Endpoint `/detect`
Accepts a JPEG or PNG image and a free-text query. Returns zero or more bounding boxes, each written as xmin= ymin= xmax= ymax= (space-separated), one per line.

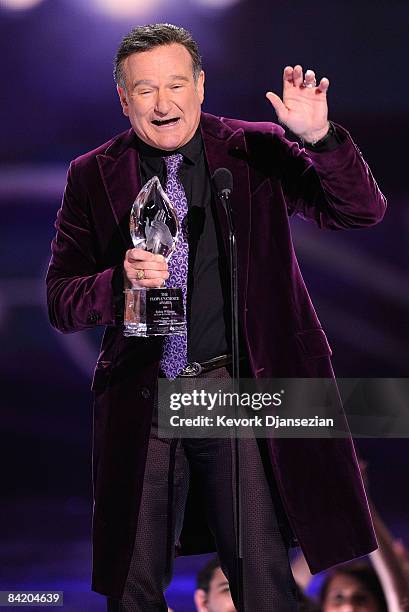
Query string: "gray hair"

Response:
xmin=114 ymin=23 xmax=202 ymax=89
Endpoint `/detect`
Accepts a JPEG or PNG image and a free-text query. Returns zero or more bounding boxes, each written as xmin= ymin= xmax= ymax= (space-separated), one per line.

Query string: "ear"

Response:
xmin=117 ymin=84 xmax=129 ymax=117
xmin=194 ymin=588 xmax=208 ymax=611
xmin=196 ymin=70 xmax=205 ymax=104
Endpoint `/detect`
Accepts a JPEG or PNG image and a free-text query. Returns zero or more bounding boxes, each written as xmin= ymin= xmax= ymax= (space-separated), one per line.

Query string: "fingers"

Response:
xmin=283 ymin=65 xmax=329 ymax=91
xmin=292 ymin=65 xmax=303 ymax=87
xmin=283 ymin=65 xmax=294 ymax=85
xmin=283 ymin=65 xmax=304 ymax=87
xmin=124 ymin=248 xmax=169 ymax=289
xmin=126 ymin=248 xmax=166 ymax=265
xmin=125 ymin=267 xmax=170 ymax=289
xmin=265 ymin=91 xmax=288 ymax=124
xmin=317 ymin=76 xmax=330 ymax=92
xmin=303 ymin=69 xmax=316 ymax=87
xmin=127 ymin=258 xmax=168 ymax=271
xmin=132 ymin=274 xmax=169 ymax=286
xmin=128 ymin=268 xmax=170 ymax=280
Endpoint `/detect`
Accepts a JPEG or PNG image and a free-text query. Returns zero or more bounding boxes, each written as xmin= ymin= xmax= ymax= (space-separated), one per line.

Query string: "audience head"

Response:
xmin=320 ymin=562 xmax=388 ymax=612
xmin=194 ymin=556 xmax=235 ymax=612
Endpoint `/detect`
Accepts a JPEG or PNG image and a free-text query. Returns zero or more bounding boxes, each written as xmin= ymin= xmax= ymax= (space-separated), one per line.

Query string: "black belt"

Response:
xmin=177 ymin=354 xmax=232 ymax=377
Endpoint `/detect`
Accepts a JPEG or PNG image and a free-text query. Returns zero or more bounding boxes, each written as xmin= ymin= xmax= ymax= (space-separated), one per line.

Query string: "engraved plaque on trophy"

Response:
xmin=123 ymin=176 xmax=186 ymax=337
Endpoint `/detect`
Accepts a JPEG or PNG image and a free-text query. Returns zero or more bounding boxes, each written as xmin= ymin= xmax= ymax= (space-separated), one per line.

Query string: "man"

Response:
xmin=46 ymin=23 xmax=386 ymax=612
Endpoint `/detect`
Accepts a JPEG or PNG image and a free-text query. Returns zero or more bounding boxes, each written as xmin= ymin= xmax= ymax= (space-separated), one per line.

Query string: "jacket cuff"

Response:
xmin=303 ymin=121 xmax=344 ymax=152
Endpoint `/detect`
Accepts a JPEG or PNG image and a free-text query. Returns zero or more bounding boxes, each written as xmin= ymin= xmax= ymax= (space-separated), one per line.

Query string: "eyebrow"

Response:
xmin=132 ymin=75 xmax=190 ymax=89
xmin=215 ymin=580 xmax=229 ymax=590
xmin=169 ymin=75 xmax=190 ymax=81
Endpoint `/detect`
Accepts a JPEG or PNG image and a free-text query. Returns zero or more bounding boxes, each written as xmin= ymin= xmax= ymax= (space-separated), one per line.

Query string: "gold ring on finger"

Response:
xmin=136 ymin=269 xmax=145 ymax=280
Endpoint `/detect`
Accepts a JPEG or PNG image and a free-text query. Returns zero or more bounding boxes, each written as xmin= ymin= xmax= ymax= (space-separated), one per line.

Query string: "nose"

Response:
xmin=154 ymin=90 xmax=171 ymax=116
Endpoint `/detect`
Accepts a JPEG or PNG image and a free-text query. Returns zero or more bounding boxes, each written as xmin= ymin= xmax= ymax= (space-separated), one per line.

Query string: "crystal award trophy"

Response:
xmin=123 ymin=176 xmax=186 ymax=337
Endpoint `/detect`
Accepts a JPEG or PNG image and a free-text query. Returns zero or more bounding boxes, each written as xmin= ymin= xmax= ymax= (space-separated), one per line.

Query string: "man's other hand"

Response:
xmin=123 ymin=248 xmax=169 ymax=289
xmin=266 ymin=65 xmax=330 ymax=143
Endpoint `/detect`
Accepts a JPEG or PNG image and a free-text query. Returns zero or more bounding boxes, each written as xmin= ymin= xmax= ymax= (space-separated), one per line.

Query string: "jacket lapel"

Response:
xmin=97 ymin=129 xmax=141 ymax=249
xmin=200 ymin=112 xmax=251 ymax=312
xmin=96 ymin=116 xmax=252 ymax=307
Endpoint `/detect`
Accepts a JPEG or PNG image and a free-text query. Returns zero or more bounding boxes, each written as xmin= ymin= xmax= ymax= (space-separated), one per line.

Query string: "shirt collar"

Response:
xmin=135 ymin=126 xmax=203 ymax=165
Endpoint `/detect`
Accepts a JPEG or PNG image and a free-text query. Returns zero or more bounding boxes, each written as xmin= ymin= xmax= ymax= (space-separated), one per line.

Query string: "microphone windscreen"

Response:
xmin=212 ymin=168 xmax=233 ymax=195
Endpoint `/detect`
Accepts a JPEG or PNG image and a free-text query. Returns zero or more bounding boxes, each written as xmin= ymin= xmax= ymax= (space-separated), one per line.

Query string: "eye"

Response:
xmin=139 ymin=90 xmax=153 ymax=96
xmin=171 ymin=85 xmax=182 ymax=90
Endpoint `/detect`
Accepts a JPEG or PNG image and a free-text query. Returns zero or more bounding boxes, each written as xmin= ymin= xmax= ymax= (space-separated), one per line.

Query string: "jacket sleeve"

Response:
xmin=277 ymin=122 xmax=387 ymax=229
xmin=46 ymin=159 xmax=124 ymax=334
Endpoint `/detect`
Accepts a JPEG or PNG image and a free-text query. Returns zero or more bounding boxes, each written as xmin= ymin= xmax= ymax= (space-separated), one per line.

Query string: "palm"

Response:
xmin=266 ymin=65 xmax=329 ymax=141
xmin=282 ymin=85 xmax=327 ymax=135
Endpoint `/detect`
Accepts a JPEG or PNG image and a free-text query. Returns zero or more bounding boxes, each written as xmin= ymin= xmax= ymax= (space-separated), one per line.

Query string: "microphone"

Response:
xmin=212 ymin=168 xmax=233 ymax=201
xmin=212 ymin=168 xmax=234 ymax=233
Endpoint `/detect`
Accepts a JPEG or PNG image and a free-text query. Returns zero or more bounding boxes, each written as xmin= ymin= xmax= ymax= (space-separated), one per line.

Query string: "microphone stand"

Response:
xmin=220 ymin=191 xmax=240 ymax=384
xmin=219 ymin=189 xmax=244 ymax=612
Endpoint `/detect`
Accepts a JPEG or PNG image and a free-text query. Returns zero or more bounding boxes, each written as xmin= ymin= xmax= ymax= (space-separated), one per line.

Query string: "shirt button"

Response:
xmin=140 ymin=387 xmax=151 ymax=400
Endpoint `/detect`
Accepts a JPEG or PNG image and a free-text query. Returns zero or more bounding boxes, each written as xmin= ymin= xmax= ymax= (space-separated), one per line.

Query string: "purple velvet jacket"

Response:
xmin=46 ymin=112 xmax=386 ymax=598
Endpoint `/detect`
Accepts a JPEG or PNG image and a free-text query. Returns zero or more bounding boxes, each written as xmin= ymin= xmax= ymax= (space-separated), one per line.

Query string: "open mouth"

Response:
xmin=151 ymin=117 xmax=180 ymax=127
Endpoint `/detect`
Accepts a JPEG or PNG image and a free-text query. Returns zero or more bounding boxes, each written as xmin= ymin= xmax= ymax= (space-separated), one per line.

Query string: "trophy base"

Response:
xmin=123 ymin=287 xmax=186 ymax=338
xmin=123 ymin=321 xmax=186 ymax=337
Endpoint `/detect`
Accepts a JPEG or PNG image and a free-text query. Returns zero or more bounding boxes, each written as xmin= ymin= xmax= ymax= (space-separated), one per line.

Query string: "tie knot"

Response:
xmin=164 ymin=153 xmax=183 ymax=177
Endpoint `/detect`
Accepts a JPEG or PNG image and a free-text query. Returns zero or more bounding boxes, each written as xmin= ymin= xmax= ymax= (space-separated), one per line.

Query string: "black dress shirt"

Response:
xmin=136 ymin=129 xmax=230 ymax=362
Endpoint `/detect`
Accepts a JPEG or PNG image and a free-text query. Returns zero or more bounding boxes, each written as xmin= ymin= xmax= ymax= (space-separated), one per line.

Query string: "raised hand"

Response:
xmin=266 ymin=65 xmax=330 ymax=143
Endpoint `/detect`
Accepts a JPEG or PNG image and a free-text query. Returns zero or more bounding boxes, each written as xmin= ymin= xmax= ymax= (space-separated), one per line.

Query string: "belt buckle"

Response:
xmin=179 ymin=362 xmax=203 ymax=377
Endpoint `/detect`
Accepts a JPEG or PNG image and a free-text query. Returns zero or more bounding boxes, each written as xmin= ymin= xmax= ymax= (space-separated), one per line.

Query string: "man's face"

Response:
xmin=323 ymin=574 xmax=381 ymax=612
xmin=194 ymin=567 xmax=236 ymax=612
xmin=117 ymin=43 xmax=205 ymax=151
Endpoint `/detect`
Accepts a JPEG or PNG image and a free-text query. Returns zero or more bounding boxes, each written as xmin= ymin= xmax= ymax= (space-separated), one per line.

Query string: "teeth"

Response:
xmin=152 ymin=118 xmax=179 ymax=126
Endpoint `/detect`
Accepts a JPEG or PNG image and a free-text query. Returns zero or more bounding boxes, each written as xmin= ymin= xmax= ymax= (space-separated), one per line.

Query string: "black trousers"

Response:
xmin=107 ymin=368 xmax=297 ymax=612
xmin=107 ymin=374 xmax=298 ymax=611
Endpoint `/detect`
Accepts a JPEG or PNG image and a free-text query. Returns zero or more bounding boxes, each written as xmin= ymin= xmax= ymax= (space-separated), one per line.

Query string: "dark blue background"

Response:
xmin=1 ymin=0 xmax=408 ymax=609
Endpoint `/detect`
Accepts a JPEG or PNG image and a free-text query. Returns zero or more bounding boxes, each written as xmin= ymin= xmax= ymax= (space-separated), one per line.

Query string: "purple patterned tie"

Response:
xmin=160 ymin=154 xmax=188 ymax=379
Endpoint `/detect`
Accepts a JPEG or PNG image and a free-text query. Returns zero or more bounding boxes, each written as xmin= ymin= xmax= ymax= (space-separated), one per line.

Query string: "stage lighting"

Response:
xmin=0 ymin=0 xmax=44 ymax=9
xmin=90 ymin=0 xmax=163 ymax=19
